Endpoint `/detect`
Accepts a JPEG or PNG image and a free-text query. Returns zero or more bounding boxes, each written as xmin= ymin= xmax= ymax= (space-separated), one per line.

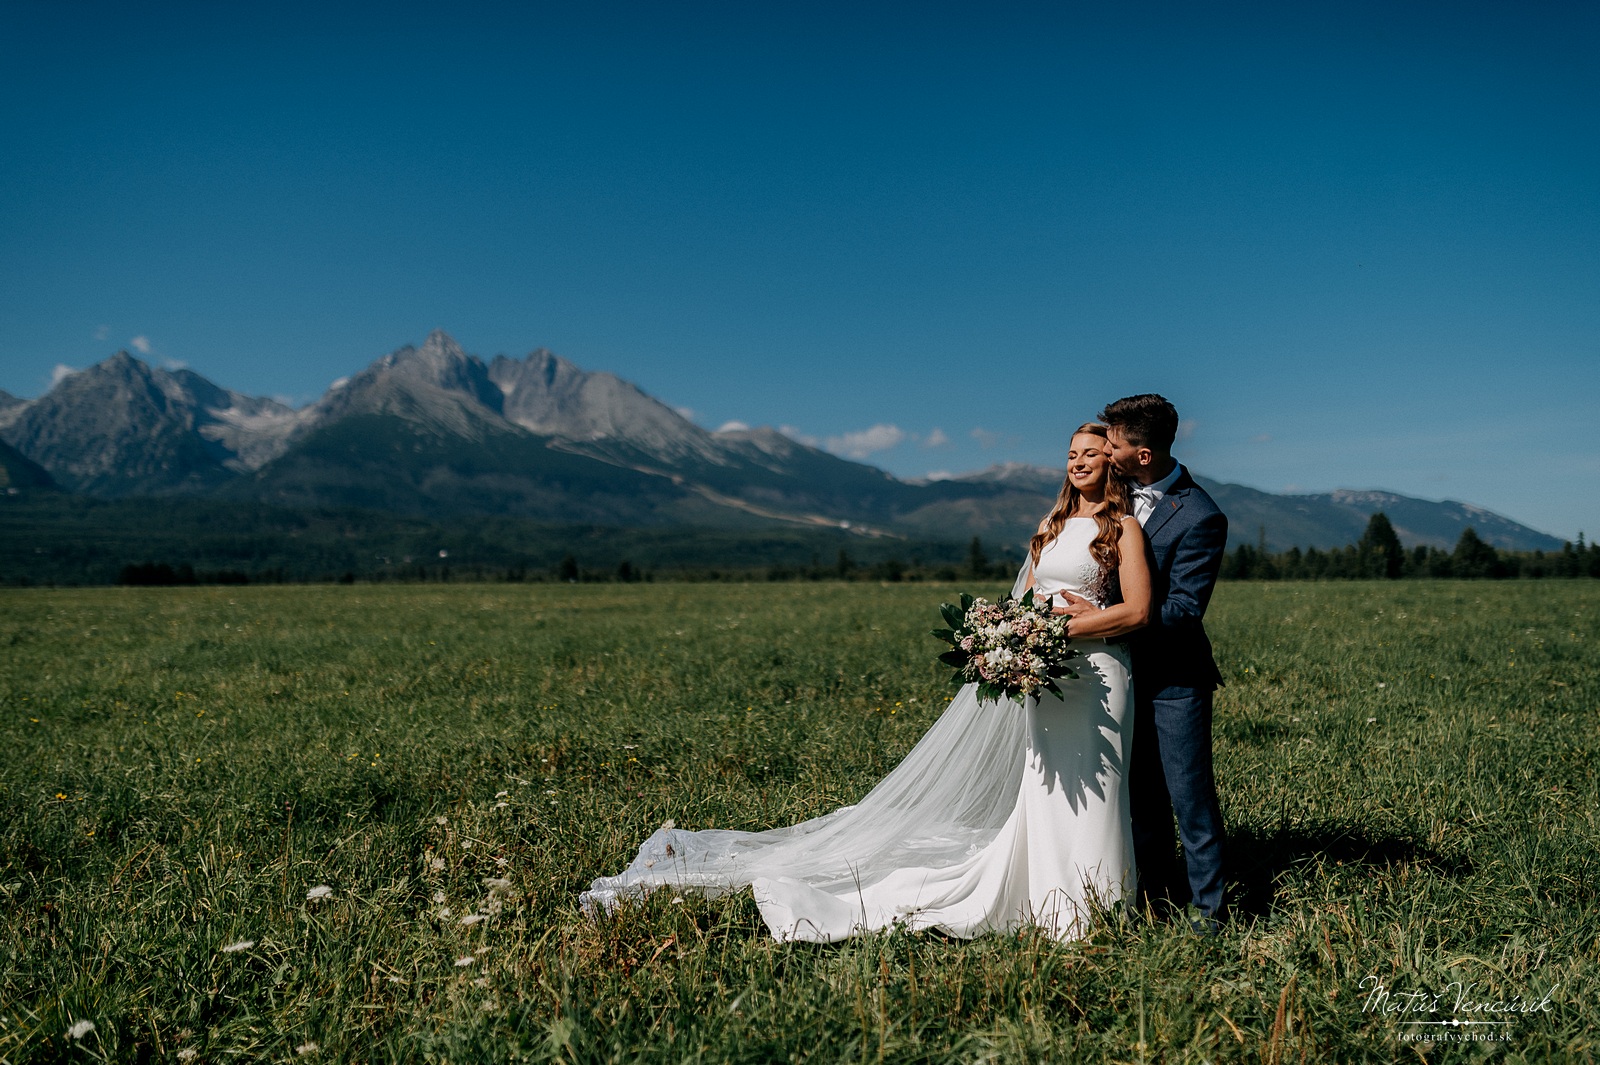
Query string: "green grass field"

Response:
xmin=2 ymin=581 xmax=1597 ymax=1062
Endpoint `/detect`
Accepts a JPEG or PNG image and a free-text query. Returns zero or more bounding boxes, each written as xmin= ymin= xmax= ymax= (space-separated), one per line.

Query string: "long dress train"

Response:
xmin=581 ymin=518 xmax=1135 ymax=942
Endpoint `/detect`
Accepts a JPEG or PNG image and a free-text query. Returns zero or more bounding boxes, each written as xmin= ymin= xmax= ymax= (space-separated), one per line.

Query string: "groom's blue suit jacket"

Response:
xmin=1125 ymin=466 xmax=1227 ymax=698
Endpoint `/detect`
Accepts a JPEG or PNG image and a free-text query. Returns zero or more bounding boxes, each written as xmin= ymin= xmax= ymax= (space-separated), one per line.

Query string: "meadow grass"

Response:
xmin=2 ymin=580 xmax=1597 ymax=1062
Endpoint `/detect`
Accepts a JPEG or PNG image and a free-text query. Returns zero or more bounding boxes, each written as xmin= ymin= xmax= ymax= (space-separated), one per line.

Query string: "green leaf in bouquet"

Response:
xmin=940 ymin=602 xmax=965 ymax=629
xmin=959 ymin=592 xmax=975 ymax=612
xmin=930 ymin=627 xmax=957 ymax=644
xmin=1020 ymin=587 xmax=1035 ymax=607
xmin=937 ymin=649 xmax=969 ymax=667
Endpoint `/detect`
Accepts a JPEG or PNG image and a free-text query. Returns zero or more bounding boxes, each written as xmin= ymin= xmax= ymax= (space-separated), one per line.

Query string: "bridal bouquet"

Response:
xmin=932 ymin=590 xmax=1080 ymax=704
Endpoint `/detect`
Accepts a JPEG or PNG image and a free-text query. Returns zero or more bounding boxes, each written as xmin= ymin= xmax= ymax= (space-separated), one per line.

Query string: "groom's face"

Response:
xmin=1104 ymin=426 xmax=1149 ymax=478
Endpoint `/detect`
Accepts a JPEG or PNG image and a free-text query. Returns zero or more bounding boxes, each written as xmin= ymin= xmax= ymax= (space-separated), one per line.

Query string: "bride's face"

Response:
xmin=1066 ymin=433 xmax=1110 ymax=492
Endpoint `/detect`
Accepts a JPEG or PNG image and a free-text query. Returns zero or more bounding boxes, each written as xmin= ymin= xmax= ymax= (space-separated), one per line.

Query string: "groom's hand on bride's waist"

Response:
xmin=1052 ymin=593 xmax=1096 ymax=619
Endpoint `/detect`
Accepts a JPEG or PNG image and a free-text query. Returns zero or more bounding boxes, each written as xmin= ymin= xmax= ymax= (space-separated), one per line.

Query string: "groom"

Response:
xmin=1065 ymin=394 xmax=1229 ymax=928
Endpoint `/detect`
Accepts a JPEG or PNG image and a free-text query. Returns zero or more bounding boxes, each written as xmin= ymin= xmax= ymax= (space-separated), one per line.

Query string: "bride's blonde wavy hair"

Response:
xmin=1029 ymin=422 xmax=1132 ymax=571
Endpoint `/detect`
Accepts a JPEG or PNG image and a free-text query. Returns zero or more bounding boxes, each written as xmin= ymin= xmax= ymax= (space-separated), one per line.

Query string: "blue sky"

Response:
xmin=2 ymin=1 xmax=1596 ymax=540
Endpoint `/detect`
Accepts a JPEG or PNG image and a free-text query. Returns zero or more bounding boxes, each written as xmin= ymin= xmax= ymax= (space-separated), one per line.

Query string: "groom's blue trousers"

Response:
xmin=1130 ymin=687 xmax=1227 ymax=919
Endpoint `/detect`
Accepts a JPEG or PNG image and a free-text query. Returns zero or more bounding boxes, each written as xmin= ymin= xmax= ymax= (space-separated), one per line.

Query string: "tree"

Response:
xmin=1221 ymin=544 xmax=1256 ymax=580
xmin=557 ymin=554 xmax=579 ymax=582
xmin=968 ymin=536 xmax=988 ymax=580
xmin=1452 ymin=527 xmax=1503 ymax=579
xmin=1357 ymin=512 xmax=1406 ymax=579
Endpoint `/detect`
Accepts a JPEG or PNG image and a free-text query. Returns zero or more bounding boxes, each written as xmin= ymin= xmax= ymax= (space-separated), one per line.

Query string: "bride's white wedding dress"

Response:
xmin=581 ymin=518 xmax=1135 ymax=942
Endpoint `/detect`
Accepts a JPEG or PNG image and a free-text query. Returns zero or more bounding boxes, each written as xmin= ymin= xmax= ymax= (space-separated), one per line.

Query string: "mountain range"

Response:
xmin=0 ymin=331 xmax=1564 ymax=554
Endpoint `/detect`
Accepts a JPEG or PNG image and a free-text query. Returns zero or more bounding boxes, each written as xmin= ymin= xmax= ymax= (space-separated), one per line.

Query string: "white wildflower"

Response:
xmin=493 ymin=801 xmax=509 ymax=810
xmin=437 ymin=907 xmax=452 ymax=918
xmin=483 ymin=877 xmax=512 ymax=894
xmin=66 ymin=1019 xmax=95 ymax=1039
xmin=435 ymin=816 xmax=448 ymax=825
xmin=454 ymin=955 xmax=475 ymax=967
xmin=1366 ymin=717 xmax=1377 ymax=724
xmin=660 ymin=819 xmax=676 ymax=831
xmin=295 ymin=1041 xmax=319 ymax=1055
xmin=220 ymin=939 xmax=255 ymax=953
xmin=494 ymin=790 xmax=509 ymax=798
xmin=429 ymin=857 xmax=445 ymax=871
xmin=433 ymin=890 xmax=446 ymax=903
xmin=177 ymin=1050 xmax=198 ymax=1062
xmin=459 ymin=913 xmax=487 ymax=926
xmin=671 ymin=896 xmax=685 ymax=905
xmin=493 ymin=857 xmax=509 ymax=868
xmin=461 ymin=840 xmax=473 ymax=850
xmin=306 ymin=885 xmax=333 ymax=900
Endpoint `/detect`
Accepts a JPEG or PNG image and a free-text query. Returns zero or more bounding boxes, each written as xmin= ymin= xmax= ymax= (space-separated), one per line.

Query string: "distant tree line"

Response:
xmin=76 ymin=515 xmax=1600 ymax=588
xmin=105 ymin=540 xmax=1022 ymax=588
xmin=1219 ymin=513 xmax=1600 ymax=581
xmin=118 ymin=562 xmax=254 ymax=586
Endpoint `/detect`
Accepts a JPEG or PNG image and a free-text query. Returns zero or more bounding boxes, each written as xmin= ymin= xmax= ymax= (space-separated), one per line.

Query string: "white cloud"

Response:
xmin=716 ymin=420 xmax=750 ymax=433
xmin=92 ymin=325 xmax=109 ymax=341
xmin=1251 ymin=433 xmax=1272 ymax=444
xmin=673 ymin=405 xmax=697 ymax=422
xmin=971 ymin=427 xmax=1000 ymax=449
xmin=922 ymin=427 xmax=951 ymax=449
xmin=779 ymin=425 xmax=820 ymax=447
xmin=51 ymin=364 xmax=79 ymax=388
xmin=330 ymin=377 xmax=350 ymax=390
xmin=923 ymin=470 xmax=955 ymax=481
xmin=1177 ymin=419 xmax=1197 ymax=441
xmin=162 ymin=358 xmax=189 ymax=371
xmin=130 ymin=335 xmax=152 ymax=355
xmin=825 ymin=423 xmax=906 ymax=460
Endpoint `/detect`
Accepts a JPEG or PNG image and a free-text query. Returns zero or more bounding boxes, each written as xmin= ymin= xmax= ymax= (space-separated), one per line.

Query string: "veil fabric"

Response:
xmin=580 ymin=562 xmax=1040 ymax=930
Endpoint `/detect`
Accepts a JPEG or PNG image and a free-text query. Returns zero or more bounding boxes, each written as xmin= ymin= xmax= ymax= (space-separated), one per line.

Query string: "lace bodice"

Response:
xmin=1031 ymin=518 xmax=1112 ymax=608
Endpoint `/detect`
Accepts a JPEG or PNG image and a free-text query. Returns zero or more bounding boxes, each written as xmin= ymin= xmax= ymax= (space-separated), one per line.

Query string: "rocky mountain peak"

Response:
xmin=1328 ymin=488 xmax=1405 ymax=507
xmin=0 ymin=389 xmax=27 ymax=431
xmin=0 ymin=351 xmax=309 ymax=494
xmin=344 ymin=332 xmax=504 ymax=421
xmin=417 ymin=329 xmax=470 ymax=367
xmin=487 ymin=348 xmax=726 ymax=466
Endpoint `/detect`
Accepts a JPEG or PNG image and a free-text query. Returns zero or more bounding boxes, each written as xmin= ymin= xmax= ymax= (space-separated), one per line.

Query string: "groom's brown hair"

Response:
xmin=1100 ymin=394 xmax=1179 ymax=452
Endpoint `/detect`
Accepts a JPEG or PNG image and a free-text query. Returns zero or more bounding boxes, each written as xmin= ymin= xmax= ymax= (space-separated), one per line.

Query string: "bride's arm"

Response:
xmin=1054 ymin=517 xmax=1152 ymax=640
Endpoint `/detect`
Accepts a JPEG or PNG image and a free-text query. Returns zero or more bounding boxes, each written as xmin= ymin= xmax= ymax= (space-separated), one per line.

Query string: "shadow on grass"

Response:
xmin=1225 ymin=821 xmax=1473 ymax=918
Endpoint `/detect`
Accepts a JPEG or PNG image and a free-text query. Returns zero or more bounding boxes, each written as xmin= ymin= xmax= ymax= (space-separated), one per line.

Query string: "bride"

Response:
xmin=582 ymin=423 xmax=1153 ymax=942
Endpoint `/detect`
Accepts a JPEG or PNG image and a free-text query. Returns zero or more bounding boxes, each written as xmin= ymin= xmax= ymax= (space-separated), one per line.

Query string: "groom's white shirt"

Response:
xmin=1132 ymin=463 xmax=1183 ymax=525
